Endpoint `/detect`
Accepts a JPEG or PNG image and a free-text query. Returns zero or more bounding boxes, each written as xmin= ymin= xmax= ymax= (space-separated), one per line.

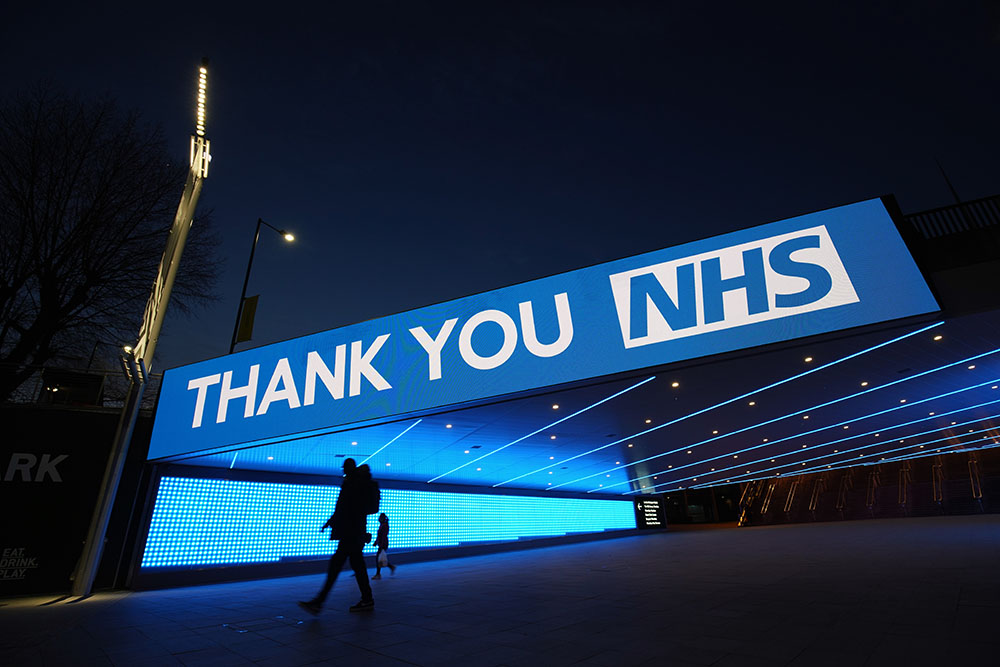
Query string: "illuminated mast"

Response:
xmin=72 ymin=60 xmax=213 ymax=596
xmin=133 ymin=61 xmax=212 ymax=367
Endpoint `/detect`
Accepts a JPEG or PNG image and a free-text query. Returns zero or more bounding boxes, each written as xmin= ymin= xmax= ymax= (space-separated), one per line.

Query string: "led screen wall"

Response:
xmin=140 ymin=476 xmax=636 ymax=569
xmin=149 ymin=198 xmax=938 ymax=462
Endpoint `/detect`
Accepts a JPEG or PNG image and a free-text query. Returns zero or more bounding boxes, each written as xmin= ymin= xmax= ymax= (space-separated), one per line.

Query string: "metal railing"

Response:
xmin=968 ymin=454 xmax=984 ymax=501
xmin=932 ymin=457 xmax=945 ymax=504
xmin=866 ymin=467 xmax=881 ymax=514
xmin=897 ymin=462 xmax=912 ymax=510
xmin=836 ymin=470 xmax=854 ymax=514
xmin=783 ymin=479 xmax=799 ymax=514
xmin=2 ymin=364 xmax=163 ymax=411
xmin=808 ymin=476 xmax=826 ymax=513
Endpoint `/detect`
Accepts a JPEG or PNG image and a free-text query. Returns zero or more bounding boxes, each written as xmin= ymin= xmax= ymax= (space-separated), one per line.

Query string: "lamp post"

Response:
xmin=229 ymin=218 xmax=295 ymax=353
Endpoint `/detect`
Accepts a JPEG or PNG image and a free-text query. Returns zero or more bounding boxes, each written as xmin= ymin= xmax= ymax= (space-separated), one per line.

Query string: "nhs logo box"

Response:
xmin=149 ymin=198 xmax=938 ymax=460
xmin=611 ymin=225 xmax=859 ymax=349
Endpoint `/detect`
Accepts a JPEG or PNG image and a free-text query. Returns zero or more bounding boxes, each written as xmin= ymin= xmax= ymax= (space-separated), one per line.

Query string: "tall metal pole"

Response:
xmin=229 ymin=218 xmax=263 ymax=354
xmin=71 ymin=60 xmax=212 ymax=597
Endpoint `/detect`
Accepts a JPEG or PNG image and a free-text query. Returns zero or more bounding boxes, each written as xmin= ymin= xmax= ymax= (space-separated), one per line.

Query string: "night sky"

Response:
xmin=3 ymin=2 xmax=998 ymax=372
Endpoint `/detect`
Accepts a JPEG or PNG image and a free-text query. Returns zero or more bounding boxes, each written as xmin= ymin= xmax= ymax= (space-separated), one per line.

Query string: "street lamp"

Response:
xmin=229 ymin=218 xmax=295 ymax=353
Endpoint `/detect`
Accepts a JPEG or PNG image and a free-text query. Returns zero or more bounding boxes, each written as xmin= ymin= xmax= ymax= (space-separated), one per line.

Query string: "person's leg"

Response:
xmin=315 ymin=543 xmax=349 ymax=604
xmin=373 ymin=549 xmax=383 ymax=578
xmin=347 ymin=542 xmax=373 ymax=603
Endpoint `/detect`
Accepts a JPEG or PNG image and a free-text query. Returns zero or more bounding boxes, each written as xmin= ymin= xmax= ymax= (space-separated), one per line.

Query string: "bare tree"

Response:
xmin=0 ymin=85 xmax=220 ymax=401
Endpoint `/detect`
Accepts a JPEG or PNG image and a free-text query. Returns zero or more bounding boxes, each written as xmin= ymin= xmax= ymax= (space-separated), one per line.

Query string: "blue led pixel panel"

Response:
xmin=140 ymin=477 xmax=636 ymax=569
xmin=150 ymin=198 xmax=938 ymax=461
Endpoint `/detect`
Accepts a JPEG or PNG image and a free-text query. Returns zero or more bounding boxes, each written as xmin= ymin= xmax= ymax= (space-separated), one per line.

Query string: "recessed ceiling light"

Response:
xmin=900 ymin=399 xmax=907 ymax=403
xmin=628 ymin=444 xmax=633 ymax=448
xmin=464 ymin=450 xmax=470 ymax=454
xmin=549 ymin=471 xmax=553 ymax=474
xmin=654 ymin=476 xmax=658 ymax=479
xmin=552 ymin=404 xmax=559 ymax=409
xmin=687 ymin=450 xmax=692 ymax=454
xmin=445 ymin=424 xmax=452 ymax=429
xmin=748 ymin=401 xmax=756 ymax=406
xmin=933 ymin=335 xmax=943 ymax=341
xmin=693 ymin=478 xmax=697 ymax=482
xmin=712 ymin=430 xmax=719 ymax=434
xmin=802 ymin=445 xmax=807 ymax=448
xmin=267 ymin=456 xmax=274 ymax=460
xmin=550 ymin=435 xmax=556 ymax=440
xmin=645 ymin=419 xmax=652 ymax=424
xmin=668 ymin=465 xmax=673 ymax=469
xmin=351 ymin=441 xmax=357 ymax=445
xmin=606 ymin=474 xmax=611 ymax=478
xmin=968 ymin=365 xmax=976 ymax=370
xmin=861 ymin=381 xmax=869 ymax=387
xmin=548 ymin=482 xmax=552 ymax=485
xmin=771 ymin=459 xmax=775 ymax=462
xmin=615 ymin=461 xmax=620 ymax=464
xmin=733 ymin=455 xmax=738 ymax=459
xmin=476 ymin=467 xmax=481 ymax=471
xmin=710 ymin=468 xmax=715 ymax=471
xmin=763 ymin=438 xmax=768 ymax=442
xmin=386 ymin=462 xmax=391 ymax=466
xmin=671 ymin=381 xmax=680 ymax=388
xmin=834 ymin=449 xmax=839 ymax=453
xmin=843 ymin=426 xmax=849 ymax=430
xmin=929 ymin=412 xmax=935 ymax=416
xmin=803 ymin=415 xmax=809 ymax=420
xmin=549 ymin=456 xmax=555 ymax=460
xmin=804 ymin=357 xmax=813 ymax=362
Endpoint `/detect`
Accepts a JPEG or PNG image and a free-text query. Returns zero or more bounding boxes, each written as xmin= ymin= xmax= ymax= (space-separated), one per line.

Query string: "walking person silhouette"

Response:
xmin=372 ymin=513 xmax=397 ymax=579
xmin=299 ymin=458 xmax=378 ymax=614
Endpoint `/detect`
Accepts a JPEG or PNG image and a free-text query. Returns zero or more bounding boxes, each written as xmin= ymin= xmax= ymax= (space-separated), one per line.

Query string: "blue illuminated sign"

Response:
xmin=149 ymin=198 xmax=938 ymax=460
xmin=140 ymin=476 xmax=636 ymax=568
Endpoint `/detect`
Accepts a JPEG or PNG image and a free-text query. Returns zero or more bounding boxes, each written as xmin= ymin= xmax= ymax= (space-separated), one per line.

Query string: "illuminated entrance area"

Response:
xmin=136 ymin=197 xmax=964 ymax=582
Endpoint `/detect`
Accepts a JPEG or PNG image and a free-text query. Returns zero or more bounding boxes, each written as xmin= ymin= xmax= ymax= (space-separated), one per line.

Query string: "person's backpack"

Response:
xmin=365 ymin=479 xmax=380 ymax=515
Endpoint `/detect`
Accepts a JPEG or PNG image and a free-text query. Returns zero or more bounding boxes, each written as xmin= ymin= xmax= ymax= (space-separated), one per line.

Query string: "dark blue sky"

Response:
xmin=3 ymin=1 xmax=998 ymax=371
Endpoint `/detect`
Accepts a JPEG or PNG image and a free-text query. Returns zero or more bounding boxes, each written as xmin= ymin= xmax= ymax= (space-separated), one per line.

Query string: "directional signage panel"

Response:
xmin=149 ymin=198 xmax=938 ymax=460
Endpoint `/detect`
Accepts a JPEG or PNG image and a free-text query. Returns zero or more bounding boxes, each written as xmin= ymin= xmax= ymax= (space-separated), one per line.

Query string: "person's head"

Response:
xmin=342 ymin=458 xmax=356 ymax=475
xmin=379 ymin=513 xmax=388 ymax=523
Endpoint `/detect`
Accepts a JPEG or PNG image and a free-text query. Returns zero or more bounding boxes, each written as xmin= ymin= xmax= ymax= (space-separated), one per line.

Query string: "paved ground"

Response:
xmin=2 ymin=514 xmax=999 ymax=666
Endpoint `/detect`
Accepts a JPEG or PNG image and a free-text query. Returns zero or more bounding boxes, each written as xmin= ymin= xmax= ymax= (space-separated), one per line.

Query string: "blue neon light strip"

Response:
xmin=651 ymin=397 xmax=1000 ymax=492
xmin=140 ymin=476 xmax=636 ymax=569
xmin=711 ymin=433 xmax=1000 ymax=488
xmin=428 ymin=375 xmax=656 ymax=483
xmin=686 ymin=419 xmax=1000 ymax=490
xmin=563 ymin=345 xmax=999 ymax=492
xmin=360 ymin=419 xmax=421 ymax=465
xmin=536 ymin=322 xmax=946 ymax=490
xmin=618 ymin=381 xmax=1000 ymax=494
xmin=874 ymin=440 xmax=1000 ymax=466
